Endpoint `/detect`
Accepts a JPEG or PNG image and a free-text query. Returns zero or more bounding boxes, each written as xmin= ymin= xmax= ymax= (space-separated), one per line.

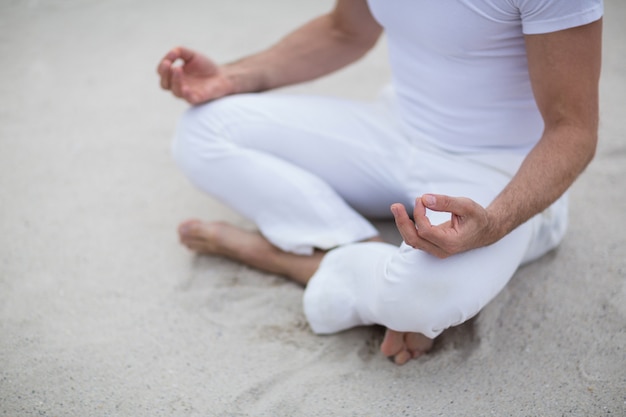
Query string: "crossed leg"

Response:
xmin=178 ymin=218 xmax=434 ymax=364
xmin=178 ymin=219 xmax=324 ymax=285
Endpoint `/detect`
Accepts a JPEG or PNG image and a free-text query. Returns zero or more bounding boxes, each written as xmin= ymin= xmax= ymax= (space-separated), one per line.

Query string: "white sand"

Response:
xmin=1 ymin=1 xmax=624 ymax=415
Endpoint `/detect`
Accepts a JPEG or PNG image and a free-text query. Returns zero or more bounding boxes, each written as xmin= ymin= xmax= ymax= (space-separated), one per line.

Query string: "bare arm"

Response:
xmin=157 ymin=0 xmax=382 ymax=104
xmin=224 ymin=0 xmax=382 ymax=93
xmin=392 ymin=19 xmax=602 ymax=258
xmin=486 ymin=19 xmax=602 ymax=238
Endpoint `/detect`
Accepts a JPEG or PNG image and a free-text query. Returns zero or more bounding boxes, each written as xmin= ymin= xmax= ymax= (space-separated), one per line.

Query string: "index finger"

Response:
xmin=391 ymin=203 xmax=419 ymax=245
xmin=156 ymin=51 xmax=177 ymax=90
xmin=157 ymin=47 xmax=195 ymax=90
xmin=413 ymin=197 xmax=450 ymax=249
xmin=173 ymin=46 xmax=196 ymax=62
xmin=413 ymin=197 xmax=433 ymax=231
xmin=161 ymin=47 xmax=196 ymax=66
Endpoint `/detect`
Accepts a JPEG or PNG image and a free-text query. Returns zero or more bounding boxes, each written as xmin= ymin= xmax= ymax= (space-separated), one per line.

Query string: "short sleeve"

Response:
xmin=515 ymin=0 xmax=603 ymax=34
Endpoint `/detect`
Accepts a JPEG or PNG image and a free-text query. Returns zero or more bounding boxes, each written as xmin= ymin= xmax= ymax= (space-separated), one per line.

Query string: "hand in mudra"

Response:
xmin=391 ymin=194 xmax=499 ymax=258
xmin=157 ymin=46 xmax=234 ymax=105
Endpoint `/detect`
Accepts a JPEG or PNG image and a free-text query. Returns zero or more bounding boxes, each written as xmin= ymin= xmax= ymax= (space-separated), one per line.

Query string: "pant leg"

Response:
xmin=303 ymin=145 xmax=568 ymax=337
xmin=172 ymin=93 xmax=414 ymax=254
xmin=304 ymin=221 xmax=532 ymax=338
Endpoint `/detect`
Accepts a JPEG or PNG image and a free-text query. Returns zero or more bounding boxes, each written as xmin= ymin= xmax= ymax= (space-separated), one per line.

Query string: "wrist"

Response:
xmin=221 ymin=62 xmax=265 ymax=95
xmin=485 ymin=206 xmax=510 ymax=245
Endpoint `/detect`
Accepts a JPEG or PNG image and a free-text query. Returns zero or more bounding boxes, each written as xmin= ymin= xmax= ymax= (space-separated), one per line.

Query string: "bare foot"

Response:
xmin=177 ymin=219 xmax=324 ymax=285
xmin=380 ymin=329 xmax=433 ymax=365
xmin=178 ymin=219 xmax=259 ymax=256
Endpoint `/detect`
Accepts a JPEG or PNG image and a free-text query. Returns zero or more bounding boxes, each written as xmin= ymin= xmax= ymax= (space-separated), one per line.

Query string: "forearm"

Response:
xmin=222 ymin=9 xmax=382 ymax=94
xmin=486 ymin=19 xmax=602 ymax=243
xmin=487 ymin=124 xmax=597 ymax=240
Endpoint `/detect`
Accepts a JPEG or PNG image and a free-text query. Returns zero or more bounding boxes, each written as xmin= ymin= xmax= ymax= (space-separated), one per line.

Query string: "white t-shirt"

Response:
xmin=366 ymin=0 xmax=604 ymax=153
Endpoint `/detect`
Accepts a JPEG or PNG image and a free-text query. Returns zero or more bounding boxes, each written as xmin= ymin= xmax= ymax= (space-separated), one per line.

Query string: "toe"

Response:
xmin=392 ymin=349 xmax=412 ymax=365
xmin=178 ymin=219 xmax=202 ymax=236
xmin=381 ymin=329 xmax=433 ymax=365
xmin=405 ymin=332 xmax=433 ymax=357
xmin=380 ymin=329 xmax=405 ymax=358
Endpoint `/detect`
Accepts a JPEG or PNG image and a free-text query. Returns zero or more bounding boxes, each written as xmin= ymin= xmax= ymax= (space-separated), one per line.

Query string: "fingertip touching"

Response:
xmin=421 ymin=194 xmax=437 ymax=208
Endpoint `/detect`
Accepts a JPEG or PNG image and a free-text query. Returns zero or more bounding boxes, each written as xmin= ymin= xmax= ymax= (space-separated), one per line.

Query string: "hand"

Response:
xmin=156 ymin=47 xmax=235 ymax=105
xmin=391 ymin=194 xmax=500 ymax=258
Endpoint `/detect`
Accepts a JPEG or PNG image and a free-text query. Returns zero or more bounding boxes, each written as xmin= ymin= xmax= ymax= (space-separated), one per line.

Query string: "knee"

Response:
xmin=303 ymin=282 xmax=360 ymax=335
xmin=170 ymin=101 xmax=231 ymax=177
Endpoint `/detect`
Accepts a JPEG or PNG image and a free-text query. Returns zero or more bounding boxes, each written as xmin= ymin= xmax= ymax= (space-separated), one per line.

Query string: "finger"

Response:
xmin=413 ymin=197 xmax=433 ymax=231
xmin=391 ymin=203 xmax=419 ymax=246
xmin=174 ymin=46 xmax=197 ymax=63
xmin=157 ymin=48 xmax=184 ymax=88
xmin=413 ymin=198 xmax=456 ymax=257
xmin=422 ymin=194 xmax=471 ymax=216
xmin=157 ymin=60 xmax=173 ymax=90
xmin=392 ymin=203 xmax=449 ymax=257
xmin=158 ymin=46 xmax=199 ymax=88
xmin=171 ymin=66 xmax=185 ymax=98
xmin=161 ymin=46 xmax=186 ymax=63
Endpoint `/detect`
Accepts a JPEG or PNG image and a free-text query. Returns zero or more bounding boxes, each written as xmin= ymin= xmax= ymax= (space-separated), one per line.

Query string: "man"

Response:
xmin=157 ymin=0 xmax=602 ymax=365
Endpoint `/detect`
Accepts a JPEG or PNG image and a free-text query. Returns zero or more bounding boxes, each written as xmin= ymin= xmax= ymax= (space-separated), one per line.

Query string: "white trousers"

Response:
xmin=172 ymin=91 xmax=568 ymax=338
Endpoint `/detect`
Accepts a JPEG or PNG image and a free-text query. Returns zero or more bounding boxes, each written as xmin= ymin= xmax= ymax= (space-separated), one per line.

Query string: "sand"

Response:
xmin=1 ymin=0 xmax=624 ymax=415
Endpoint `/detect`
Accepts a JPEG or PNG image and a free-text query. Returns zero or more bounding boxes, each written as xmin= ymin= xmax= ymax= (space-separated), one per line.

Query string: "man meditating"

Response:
xmin=157 ymin=0 xmax=603 ymax=365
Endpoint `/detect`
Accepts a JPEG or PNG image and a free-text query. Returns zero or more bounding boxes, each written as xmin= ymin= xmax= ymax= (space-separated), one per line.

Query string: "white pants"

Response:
xmin=172 ymin=91 xmax=568 ymax=338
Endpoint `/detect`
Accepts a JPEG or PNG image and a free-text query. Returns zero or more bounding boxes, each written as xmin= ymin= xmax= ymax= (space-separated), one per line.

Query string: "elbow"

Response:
xmin=547 ymin=119 xmax=599 ymax=169
xmin=581 ymin=128 xmax=598 ymax=168
xmin=326 ymin=10 xmax=382 ymax=56
xmin=328 ymin=26 xmax=381 ymax=58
